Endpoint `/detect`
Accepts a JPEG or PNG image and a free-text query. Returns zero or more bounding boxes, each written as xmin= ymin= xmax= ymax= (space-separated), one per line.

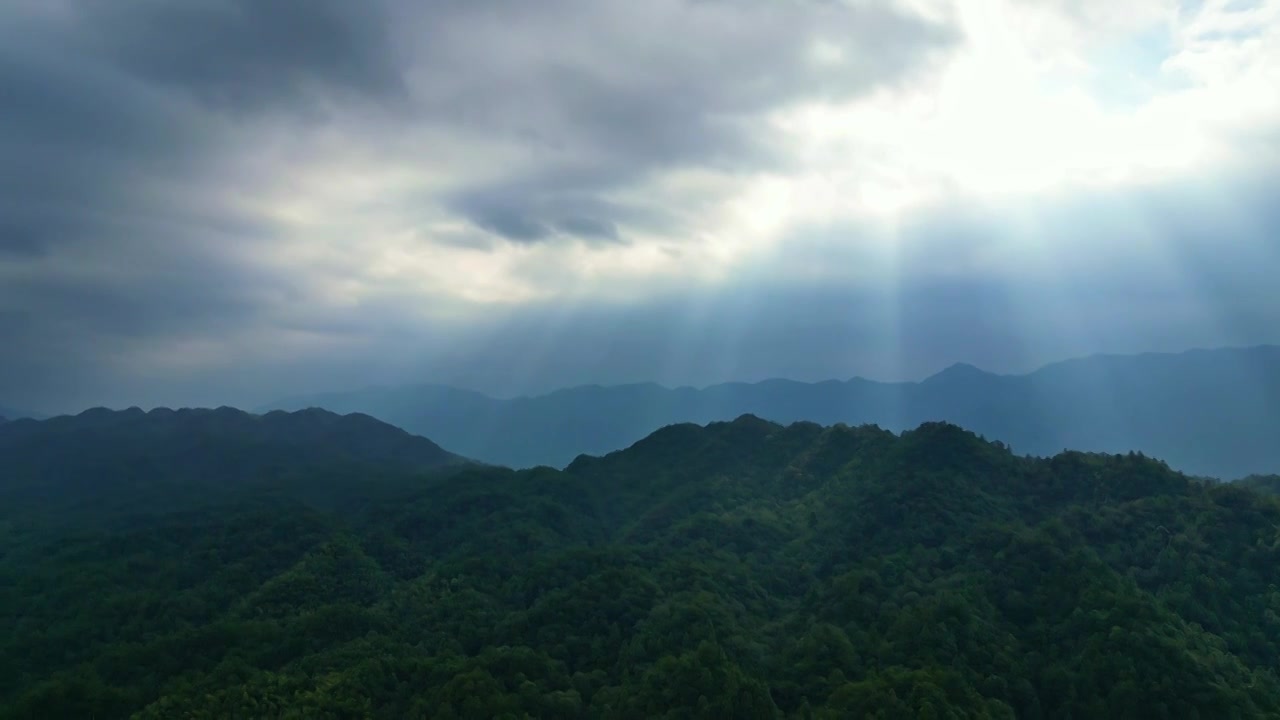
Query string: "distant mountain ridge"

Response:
xmin=0 ymin=405 xmax=42 ymax=421
xmin=263 ymin=345 xmax=1280 ymax=478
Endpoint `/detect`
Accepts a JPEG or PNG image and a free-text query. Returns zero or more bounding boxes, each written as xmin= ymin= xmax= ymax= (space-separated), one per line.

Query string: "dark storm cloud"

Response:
xmin=0 ymin=3 xmax=311 ymax=410
xmin=0 ymin=28 xmax=197 ymax=258
xmin=0 ymin=0 xmax=957 ymax=258
xmin=74 ymin=0 xmax=405 ymax=112
xmin=0 ymin=0 xmax=405 ymax=258
xmin=447 ymin=171 xmax=666 ymax=245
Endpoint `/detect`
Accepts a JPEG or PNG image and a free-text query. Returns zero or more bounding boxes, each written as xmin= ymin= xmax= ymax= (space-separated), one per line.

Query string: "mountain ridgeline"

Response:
xmin=1240 ymin=474 xmax=1280 ymax=496
xmin=0 ymin=406 xmax=468 ymax=527
xmin=2 ymin=408 xmax=1280 ymax=717
xmin=263 ymin=345 xmax=1280 ymax=478
xmin=0 ymin=406 xmax=41 ymax=422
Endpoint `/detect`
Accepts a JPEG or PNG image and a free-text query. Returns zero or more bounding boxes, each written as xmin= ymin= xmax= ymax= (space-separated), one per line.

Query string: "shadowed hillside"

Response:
xmin=1239 ymin=474 xmax=1280 ymax=496
xmin=3 ymin=414 xmax=1280 ymax=717
xmin=264 ymin=345 xmax=1280 ymax=478
xmin=0 ymin=406 xmax=469 ymax=527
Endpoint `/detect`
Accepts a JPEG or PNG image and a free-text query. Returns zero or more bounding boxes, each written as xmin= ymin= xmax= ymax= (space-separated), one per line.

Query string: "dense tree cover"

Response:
xmin=1239 ymin=474 xmax=1280 ymax=496
xmin=3 ymin=411 xmax=1280 ymax=718
xmin=0 ymin=406 xmax=467 ymax=528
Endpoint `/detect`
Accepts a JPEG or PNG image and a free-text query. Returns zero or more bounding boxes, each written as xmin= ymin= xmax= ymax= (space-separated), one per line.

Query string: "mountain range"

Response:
xmin=0 ymin=406 xmax=41 ymax=422
xmin=3 ymin=407 xmax=1280 ymax=716
xmin=0 ymin=406 xmax=467 ymax=527
xmin=263 ymin=345 xmax=1280 ymax=478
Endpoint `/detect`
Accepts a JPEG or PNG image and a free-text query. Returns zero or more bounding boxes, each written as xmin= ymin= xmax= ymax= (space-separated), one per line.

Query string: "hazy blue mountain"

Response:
xmin=0 ymin=405 xmax=43 ymax=421
xmin=262 ymin=345 xmax=1280 ymax=478
xmin=0 ymin=406 xmax=469 ymax=526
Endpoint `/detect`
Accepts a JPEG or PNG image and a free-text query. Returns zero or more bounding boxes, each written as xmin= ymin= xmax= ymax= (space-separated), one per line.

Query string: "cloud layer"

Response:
xmin=1 ymin=0 xmax=1278 ymax=412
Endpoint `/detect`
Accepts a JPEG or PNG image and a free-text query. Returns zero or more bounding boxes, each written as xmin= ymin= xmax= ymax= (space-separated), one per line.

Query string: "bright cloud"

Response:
xmin=1 ymin=0 xmax=1278 ymax=411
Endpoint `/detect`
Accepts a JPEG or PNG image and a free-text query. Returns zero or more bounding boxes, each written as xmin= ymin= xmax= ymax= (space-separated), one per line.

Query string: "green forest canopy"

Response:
xmin=2 ymin=409 xmax=1280 ymax=718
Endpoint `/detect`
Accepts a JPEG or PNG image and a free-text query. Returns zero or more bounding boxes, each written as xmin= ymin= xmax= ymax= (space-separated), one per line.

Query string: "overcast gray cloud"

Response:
xmin=410 ymin=0 xmax=958 ymax=242
xmin=1 ymin=0 xmax=1278 ymax=413
xmin=79 ymin=0 xmax=405 ymax=111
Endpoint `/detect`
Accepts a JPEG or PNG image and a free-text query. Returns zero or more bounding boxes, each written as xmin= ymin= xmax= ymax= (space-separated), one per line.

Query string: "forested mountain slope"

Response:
xmin=3 ymin=415 xmax=1280 ymax=718
xmin=1239 ymin=474 xmax=1280 ymax=496
xmin=264 ymin=345 xmax=1280 ymax=478
xmin=0 ymin=406 xmax=468 ymax=527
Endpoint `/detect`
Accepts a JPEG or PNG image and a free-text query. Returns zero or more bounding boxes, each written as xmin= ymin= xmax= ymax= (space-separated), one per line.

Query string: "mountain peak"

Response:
xmin=924 ymin=362 xmax=992 ymax=383
xmin=729 ymin=412 xmax=774 ymax=427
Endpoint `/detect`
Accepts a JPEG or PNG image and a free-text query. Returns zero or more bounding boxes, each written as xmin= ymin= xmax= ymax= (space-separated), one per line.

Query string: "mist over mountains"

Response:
xmin=263 ymin=345 xmax=1280 ymax=479
xmin=0 ymin=406 xmax=41 ymax=422
xmin=5 ymin=0 xmax=1280 ymax=714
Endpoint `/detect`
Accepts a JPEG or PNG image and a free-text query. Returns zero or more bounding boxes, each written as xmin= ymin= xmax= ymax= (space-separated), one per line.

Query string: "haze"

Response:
xmin=3 ymin=0 xmax=1279 ymax=414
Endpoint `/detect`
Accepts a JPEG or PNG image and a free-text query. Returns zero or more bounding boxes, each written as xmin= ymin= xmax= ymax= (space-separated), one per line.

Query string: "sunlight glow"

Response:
xmin=228 ymin=0 xmax=1280 ymax=308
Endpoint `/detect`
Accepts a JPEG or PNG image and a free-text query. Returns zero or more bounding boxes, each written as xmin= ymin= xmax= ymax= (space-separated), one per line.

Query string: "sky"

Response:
xmin=1 ymin=0 xmax=1279 ymax=413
